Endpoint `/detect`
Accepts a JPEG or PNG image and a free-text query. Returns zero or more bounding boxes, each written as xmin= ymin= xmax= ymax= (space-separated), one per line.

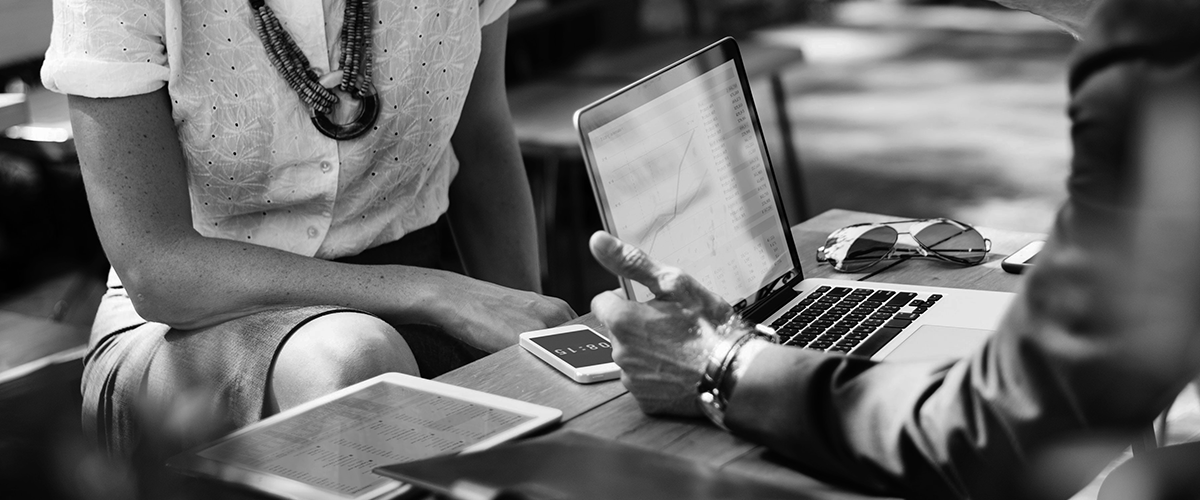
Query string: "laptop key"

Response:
xmin=850 ymin=326 xmax=906 ymax=358
xmin=886 ymin=292 xmax=918 ymax=306
xmin=786 ymin=336 xmax=816 ymax=347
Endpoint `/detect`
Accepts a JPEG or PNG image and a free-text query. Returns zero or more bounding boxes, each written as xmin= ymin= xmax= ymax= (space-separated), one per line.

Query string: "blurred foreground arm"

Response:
xmin=986 ymin=0 xmax=1098 ymax=37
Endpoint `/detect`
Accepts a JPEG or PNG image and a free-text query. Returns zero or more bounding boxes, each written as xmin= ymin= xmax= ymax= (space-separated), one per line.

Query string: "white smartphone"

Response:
xmin=1002 ymin=240 xmax=1044 ymax=274
xmin=519 ymin=324 xmax=621 ymax=384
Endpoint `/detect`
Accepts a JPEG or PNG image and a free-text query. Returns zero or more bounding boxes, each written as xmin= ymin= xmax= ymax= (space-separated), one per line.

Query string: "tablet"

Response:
xmin=167 ymin=372 xmax=562 ymax=500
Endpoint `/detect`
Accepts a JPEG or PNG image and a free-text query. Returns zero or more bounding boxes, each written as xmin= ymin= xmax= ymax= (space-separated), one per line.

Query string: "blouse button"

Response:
xmin=320 ymin=161 xmax=332 ymax=173
xmin=307 ymin=226 xmax=320 ymax=238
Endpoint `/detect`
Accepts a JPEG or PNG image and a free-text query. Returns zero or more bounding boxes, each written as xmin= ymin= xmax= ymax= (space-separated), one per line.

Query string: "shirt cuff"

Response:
xmin=479 ymin=0 xmax=517 ymax=26
xmin=41 ymin=59 xmax=168 ymax=98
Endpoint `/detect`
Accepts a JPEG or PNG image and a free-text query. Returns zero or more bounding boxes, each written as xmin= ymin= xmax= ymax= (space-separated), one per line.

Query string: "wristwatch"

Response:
xmin=696 ymin=318 xmax=777 ymax=431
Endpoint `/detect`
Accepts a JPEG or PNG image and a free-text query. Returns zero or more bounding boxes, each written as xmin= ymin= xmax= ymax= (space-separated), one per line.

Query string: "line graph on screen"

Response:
xmin=586 ymin=60 xmax=790 ymax=302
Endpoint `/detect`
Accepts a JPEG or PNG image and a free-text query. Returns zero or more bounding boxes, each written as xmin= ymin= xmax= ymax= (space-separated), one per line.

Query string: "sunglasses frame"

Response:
xmin=815 ymin=218 xmax=992 ymax=272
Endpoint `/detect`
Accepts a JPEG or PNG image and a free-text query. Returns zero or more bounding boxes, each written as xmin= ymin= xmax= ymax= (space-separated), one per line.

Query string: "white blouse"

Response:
xmin=42 ymin=0 xmax=515 ymax=259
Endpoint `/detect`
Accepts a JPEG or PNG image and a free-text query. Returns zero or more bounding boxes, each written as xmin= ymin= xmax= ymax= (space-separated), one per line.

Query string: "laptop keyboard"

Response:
xmin=768 ymin=286 xmax=943 ymax=356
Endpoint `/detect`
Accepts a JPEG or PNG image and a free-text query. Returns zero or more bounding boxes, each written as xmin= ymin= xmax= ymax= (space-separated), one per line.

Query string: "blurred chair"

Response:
xmin=0 ymin=57 xmax=102 ymax=495
xmin=506 ymin=0 xmax=809 ymax=310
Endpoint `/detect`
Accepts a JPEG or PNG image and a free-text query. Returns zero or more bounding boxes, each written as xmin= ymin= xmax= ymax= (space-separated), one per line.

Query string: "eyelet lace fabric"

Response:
xmin=43 ymin=0 xmax=515 ymax=258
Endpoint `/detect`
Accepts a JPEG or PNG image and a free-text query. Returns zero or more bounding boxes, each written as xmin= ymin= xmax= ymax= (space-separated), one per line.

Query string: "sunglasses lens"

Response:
xmin=834 ymin=226 xmax=898 ymax=272
xmin=914 ymin=221 xmax=988 ymax=264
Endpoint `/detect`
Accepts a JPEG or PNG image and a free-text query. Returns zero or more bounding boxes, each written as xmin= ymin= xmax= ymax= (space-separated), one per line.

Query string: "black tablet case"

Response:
xmin=373 ymin=430 xmax=816 ymax=500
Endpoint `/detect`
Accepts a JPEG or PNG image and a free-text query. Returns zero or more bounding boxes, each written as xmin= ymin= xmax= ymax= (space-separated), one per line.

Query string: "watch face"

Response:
xmin=529 ymin=329 xmax=613 ymax=368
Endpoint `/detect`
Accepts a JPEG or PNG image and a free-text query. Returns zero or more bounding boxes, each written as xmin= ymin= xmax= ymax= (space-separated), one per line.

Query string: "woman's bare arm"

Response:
xmin=70 ymin=88 xmax=570 ymax=350
xmin=448 ymin=13 xmax=546 ymax=295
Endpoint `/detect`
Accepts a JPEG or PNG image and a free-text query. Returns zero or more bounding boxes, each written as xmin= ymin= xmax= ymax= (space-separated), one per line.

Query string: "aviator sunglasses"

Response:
xmin=816 ymin=218 xmax=991 ymax=272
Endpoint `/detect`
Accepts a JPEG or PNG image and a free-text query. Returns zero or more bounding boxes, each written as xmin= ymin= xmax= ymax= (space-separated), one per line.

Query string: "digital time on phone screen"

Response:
xmin=530 ymin=330 xmax=613 ymax=368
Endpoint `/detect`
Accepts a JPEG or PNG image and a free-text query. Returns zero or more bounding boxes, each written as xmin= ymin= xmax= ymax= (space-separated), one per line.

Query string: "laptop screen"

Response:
xmin=576 ymin=38 xmax=798 ymax=307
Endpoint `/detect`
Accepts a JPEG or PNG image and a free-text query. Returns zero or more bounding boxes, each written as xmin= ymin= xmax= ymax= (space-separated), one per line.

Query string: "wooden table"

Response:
xmin=433 ymin=208 xmax=1045 ymax=498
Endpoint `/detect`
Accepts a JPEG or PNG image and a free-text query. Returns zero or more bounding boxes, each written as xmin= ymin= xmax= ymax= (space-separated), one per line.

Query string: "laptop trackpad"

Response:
xmin=884 ymin=325 xmax=992 ymax=363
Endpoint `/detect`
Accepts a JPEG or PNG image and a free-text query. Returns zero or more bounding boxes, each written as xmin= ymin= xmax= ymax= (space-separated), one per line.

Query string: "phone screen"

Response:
xmin=528 ymin=329 xmax=613 ymax=368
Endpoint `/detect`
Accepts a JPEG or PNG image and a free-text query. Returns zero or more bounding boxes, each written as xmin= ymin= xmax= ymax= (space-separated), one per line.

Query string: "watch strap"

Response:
xmin=696 ymin=317 xmax=778 ymax=430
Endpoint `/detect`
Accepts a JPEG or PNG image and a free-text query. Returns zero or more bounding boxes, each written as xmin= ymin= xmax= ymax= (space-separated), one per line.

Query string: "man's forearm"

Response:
xmin=724 ymin=205 xmax=1199 ymax=500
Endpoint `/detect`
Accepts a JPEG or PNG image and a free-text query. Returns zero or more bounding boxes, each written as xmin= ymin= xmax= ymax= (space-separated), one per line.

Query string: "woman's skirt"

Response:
xmin=82 ymin=218 xmax=485 ymax=458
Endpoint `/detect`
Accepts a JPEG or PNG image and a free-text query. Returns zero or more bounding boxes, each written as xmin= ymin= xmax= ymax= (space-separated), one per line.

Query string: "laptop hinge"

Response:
xmin=739 ymin=276 xmax=803 ymax=324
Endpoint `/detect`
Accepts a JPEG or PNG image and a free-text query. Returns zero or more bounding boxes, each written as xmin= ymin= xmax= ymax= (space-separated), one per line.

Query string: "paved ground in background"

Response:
xmin=757 ymin=1 xmax=1077 ymax=233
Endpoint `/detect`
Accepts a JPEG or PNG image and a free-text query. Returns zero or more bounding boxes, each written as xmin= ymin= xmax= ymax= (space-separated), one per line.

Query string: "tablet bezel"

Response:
xmin=166 ymin=372 xmax=563 ymax=500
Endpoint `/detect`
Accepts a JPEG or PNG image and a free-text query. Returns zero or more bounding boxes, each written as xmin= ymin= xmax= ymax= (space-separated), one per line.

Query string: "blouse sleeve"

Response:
xmin=40 ymin=0 xmax=169 ymax=98
xmin=478 ymin=0 xmax=517 ymax=26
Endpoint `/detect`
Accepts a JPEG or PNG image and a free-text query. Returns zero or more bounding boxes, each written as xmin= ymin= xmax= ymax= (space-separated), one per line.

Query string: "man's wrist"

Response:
xmin=696 ymin=317 xmax=777 ymax=430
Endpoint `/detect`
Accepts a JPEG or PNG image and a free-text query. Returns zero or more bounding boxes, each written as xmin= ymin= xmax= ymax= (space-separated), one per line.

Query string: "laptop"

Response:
xmin=573 ymin=37 xmax=1016 ymax=362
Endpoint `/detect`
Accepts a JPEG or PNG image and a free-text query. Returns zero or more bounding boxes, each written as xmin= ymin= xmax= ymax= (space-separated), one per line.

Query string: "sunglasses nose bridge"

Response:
xmin=891 ymin=232 xmax=932 ymax=255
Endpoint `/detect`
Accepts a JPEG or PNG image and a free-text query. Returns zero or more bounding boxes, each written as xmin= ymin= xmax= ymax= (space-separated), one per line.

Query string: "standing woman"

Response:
xmin=41 ymin=0 xmax=574 ymax=456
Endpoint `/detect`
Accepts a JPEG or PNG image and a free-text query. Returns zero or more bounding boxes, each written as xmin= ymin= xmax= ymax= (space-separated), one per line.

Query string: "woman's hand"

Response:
xmin=429 ymin=273 xmax=576 ymax=352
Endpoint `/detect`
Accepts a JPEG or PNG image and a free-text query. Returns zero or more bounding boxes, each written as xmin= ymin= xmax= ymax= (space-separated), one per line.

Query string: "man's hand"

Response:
xmin=588 ymin=231 xmax=735 ymax=417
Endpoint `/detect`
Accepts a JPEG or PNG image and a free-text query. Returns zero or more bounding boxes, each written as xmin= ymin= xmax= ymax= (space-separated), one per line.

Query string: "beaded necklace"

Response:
xmin=249 ymin=0 xmax=379 ymax=140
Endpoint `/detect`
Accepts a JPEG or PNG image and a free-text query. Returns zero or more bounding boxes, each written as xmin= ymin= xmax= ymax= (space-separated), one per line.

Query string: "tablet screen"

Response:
xmin=173 ymin=375 xmax=560 ymax=500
